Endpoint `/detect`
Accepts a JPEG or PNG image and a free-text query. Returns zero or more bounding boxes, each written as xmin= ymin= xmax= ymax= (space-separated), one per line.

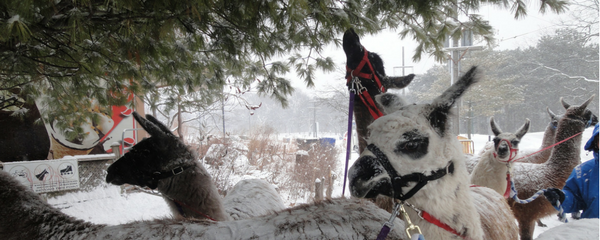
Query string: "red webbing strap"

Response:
xmin=420 ymin=211 xmax=466 ymax=239
xmin=357 ymin=90 xmax=384 ymax=119
xmin=504 ymin=173 xmax=511 ymax=199
xmin=345 ymin=46 xmax=386 ymax=120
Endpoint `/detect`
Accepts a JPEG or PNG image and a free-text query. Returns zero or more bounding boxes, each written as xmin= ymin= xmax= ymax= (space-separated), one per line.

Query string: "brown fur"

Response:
xmin=509 ymin=96 xmax=594 ymax=240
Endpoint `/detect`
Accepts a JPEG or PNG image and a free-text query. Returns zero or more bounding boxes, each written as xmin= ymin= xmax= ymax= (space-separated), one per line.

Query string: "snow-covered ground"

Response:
xmin=47 ymin=127 xmax=598 ymax=239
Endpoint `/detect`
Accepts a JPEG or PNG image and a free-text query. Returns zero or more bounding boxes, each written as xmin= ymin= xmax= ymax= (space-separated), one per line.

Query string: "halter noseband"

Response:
xmin=493 ymin=139 xmax=519 ymax=163
xmin=366 ymin=144 xmax=454 ymax=201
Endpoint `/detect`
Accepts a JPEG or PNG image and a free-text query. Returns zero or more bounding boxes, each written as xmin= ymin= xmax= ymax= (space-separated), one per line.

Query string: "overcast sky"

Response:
xmin=290 ymin=2 xmax=571 ymax=96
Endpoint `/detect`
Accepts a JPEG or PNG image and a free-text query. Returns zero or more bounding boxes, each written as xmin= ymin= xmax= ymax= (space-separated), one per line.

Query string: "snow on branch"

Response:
xmin=537 ymin=63 xmax=599 ymax=83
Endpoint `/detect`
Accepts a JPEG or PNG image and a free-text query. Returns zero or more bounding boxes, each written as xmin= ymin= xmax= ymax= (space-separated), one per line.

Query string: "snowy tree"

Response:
xmin=0 ymin=0 xmax=567 ymax=134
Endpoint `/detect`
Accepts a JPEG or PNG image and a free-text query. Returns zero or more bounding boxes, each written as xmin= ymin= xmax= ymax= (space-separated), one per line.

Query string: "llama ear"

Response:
xmin=547 ymin=107 xmax=556 ymax=119
xmin=490 ymin=117 xmax=502 ymax=136
xmin=383 ymin=74 xmax=415 ymax=89
xmin=145 ymin=114 xmax=175 ymax=136
xmin=560 ymin=97 xmax=570 ymax=109
xmin=577 ymin=95 xmax=594 ymax=111
xmin=429 ymin=66 xmax=479 ymax=136
xmin=515 ymin=118 xmax=531 ymax=139
xmin=375 ymin=93 xmax=405 ymax=115
xmin=132 ymin=112 xmax=168 ymax=139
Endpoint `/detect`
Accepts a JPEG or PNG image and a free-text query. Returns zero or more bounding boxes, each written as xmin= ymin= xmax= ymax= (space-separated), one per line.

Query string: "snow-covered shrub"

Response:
xmin=286 ymin=142 xmax=339 ymax=202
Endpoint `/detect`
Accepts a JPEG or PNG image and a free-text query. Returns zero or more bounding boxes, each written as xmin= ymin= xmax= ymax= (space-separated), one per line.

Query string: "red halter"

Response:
xmin=492 ymin=139 xmax=519 ymax=163
xmin=346 ymin=47 xmax=385 ymax=119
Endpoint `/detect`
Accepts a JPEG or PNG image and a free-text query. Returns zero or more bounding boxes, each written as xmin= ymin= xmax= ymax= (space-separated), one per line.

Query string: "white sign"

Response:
xmin=2 ymin=157 xmax=80 ymax=193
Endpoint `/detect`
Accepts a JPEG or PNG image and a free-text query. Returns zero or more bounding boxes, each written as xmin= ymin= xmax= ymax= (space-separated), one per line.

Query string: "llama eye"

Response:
xmin=511 ymin=140 xmax=519 ymax=146
xmin=394 ymin=138 xmax=429 ymax=160
xmin=403 ymin=141 xmax=419 ymax=150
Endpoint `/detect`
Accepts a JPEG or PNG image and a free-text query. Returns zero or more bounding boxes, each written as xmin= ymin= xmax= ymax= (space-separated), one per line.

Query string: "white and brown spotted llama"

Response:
xmin=470 ymin=117 xmax=530 ymax=196
xmin=349 ymin=66 xmax=518 ymax=240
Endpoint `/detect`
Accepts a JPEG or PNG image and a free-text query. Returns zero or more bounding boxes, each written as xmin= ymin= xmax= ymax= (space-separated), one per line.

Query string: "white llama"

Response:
xmin=349 ymin=66 xmax=518 ymax=240
xmin=470 ymin=117 xmax=530 ymax=196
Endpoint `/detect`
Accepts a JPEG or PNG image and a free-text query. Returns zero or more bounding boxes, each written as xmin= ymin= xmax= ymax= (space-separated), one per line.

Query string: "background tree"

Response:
xmin=0 ymin=0 xmax=567 ymax=137
xmin=407 ymin=28 xmax=598 ymax=135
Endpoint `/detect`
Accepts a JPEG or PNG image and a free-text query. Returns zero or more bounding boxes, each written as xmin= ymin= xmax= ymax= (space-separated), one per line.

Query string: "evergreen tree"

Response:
xmin=0 ymin=0 xmax=567 ymax=135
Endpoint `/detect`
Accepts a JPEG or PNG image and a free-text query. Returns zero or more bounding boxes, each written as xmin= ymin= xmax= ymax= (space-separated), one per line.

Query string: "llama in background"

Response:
xmin=471 ymin=117 xmax=530 ymax=196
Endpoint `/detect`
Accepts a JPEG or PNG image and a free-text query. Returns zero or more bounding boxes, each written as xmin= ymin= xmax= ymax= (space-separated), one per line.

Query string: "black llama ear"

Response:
xmin=490 ymin=117 xmax=502 ymax=136
xmin=383 ymin=74 xmax=415 ymax=89
xmin=132 ymin=112 xmax=168 ymax=139
xmin=145 ymin=114 xmax=175 ymax=136
xmin=515 ymin=118 xmax=531 ymax=139
xmin=428 ymin=66 xmax=479 ymax=137
xmin=375 ymin=93 xmax=406 ymax=115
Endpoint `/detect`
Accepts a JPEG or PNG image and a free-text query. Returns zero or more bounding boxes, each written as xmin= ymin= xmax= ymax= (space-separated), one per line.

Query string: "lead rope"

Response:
xmin=377 ymin=202 xmax=424 ymax=240
xmin=507 ymin=173 xmax=567 ymax=222
xmin=502 ymin=130 xmax=585 ymax=223
xmin=341 ymin=92 xmax=355 ymax=197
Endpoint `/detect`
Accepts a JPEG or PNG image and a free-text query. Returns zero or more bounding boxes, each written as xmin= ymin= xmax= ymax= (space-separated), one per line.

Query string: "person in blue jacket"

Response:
xmin=545 ymin=123 xmax=599 ymax=218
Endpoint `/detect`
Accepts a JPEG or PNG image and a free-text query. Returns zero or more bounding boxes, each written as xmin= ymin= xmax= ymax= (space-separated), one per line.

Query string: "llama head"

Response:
xmin=560 ymin=97 xmax=598 ymax=127
xmin=106 ymin=112 xmax=195 ymax=189
xmin=546 ymin=107 xmax=562 ymax=130
xmin=489 ymin=117 xmax=530 ymax=162
xmin=348 ymin=66 xmax=479 ymax=200
xmin=343 ymin=28 xmax=414 ymax=92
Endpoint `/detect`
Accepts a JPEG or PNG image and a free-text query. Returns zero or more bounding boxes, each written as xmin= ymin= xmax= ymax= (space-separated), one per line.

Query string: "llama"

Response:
xmin=519 ymin=106 xmax=597 ymax=164
xmin=343 ymin=28 xmax=415 ymax=153
xmin=470 ymin=117 xmax=530 ymax=196
xmin=0 ymin=169 xmax=408 ymax=239
xmin=509 ymin=96 xmax=596 ymax=240
xmin=106 ymin=112 xmax=230 ymax=221
xmin=349 ymin=66 xmax=518 ymax=240
xmin=222 ymin=178 xmax=286 ymax=220
xmin=466 ymin=105 xmax=597 ymax=172
xmin=343 ymin=27 xmax=415 ymax=212
xmin=106 ymin=112 xmax=286 ymax=221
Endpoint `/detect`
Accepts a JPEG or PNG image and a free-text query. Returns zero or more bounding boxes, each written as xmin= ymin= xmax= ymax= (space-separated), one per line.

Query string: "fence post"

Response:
xmin=326 ymin=171 xmax=336 ymax=199
xmin=110 ymin=142 xmax=121 ymax=161
xmin=315 ymin=178 xmax=323 ymax=201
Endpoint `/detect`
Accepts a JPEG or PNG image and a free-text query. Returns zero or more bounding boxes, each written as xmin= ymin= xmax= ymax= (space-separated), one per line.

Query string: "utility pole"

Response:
xmin=393 ymin=47 xmax=414 ymax=96
xmin=444 ymin=1 xmax=484 ymax=137
xmin=221 ymin=93 xmax=226 ymax=138
xmin=309 ymin=101 xmax=319 ymax=138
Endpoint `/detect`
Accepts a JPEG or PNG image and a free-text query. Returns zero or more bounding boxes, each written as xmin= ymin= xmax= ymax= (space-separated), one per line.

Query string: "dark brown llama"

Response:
xmin=343 ymin=28 xmax=415 ymax=154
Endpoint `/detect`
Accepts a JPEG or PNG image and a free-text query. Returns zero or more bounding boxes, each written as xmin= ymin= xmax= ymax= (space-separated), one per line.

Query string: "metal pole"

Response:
xmin=221 ymin=94 xmax=226 ymax=138
xmin=451 ymin=1 xmax=460 ymax=136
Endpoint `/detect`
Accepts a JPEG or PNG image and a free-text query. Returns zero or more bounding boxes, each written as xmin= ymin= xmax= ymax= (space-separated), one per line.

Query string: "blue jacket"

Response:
xmin=561 ymin=124 xmax=599 ymax=218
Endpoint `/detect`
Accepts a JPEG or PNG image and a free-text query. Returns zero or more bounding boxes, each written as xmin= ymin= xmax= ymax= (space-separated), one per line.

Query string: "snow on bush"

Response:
xmin=191 ymin=125 xmax=340 ymax=206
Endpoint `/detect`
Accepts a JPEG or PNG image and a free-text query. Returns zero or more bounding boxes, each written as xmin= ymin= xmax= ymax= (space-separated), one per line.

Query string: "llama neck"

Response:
xmin=538 ymin=124 xmax=557 ymax=156
xmin=0 ymin=171 xmax=102 ymax=239
xmin=547 ymin=118 xmax=584 ymax=170
xmin=470 ymin=150 xmax=510 ymax=196
xmin=157 ymin=161 xmax=230 ymax=221
xmin=407 ymin=161 xmax=484 ymax=240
